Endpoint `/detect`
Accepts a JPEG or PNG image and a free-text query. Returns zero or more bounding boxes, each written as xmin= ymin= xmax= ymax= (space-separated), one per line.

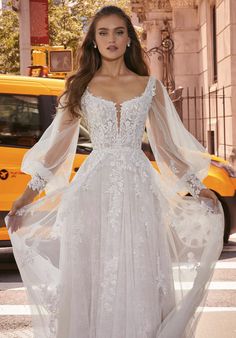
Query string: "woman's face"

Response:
xmin=94 ymin=14 xmax=131 ymax=60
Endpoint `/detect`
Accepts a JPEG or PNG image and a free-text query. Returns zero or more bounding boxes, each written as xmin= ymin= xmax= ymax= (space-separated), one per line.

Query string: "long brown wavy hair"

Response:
xmin=61 ymin=5 xmax=150 ymax=119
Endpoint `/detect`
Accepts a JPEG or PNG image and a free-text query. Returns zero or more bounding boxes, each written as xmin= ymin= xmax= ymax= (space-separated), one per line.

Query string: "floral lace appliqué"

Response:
xmin=81 ymin=76 xmax=156 ymax=151
xmin=100 ymin=256 xmax=119 ymax=313
xmin=28 ymin=173 xmax=47 ymax=192
xmin=185 ymin=173 xmax=205 ymax=198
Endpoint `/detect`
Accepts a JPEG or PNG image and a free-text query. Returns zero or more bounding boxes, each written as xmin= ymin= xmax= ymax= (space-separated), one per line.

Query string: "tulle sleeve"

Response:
xmin=146 ymin=79 xmax=211 ymax=198
xmin=21 ymin=94 xmax=81 ymax=194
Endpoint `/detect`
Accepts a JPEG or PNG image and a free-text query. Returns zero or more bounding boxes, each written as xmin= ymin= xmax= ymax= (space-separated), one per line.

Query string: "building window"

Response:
xmin=211 ymin=4 xmax=217 ymax=83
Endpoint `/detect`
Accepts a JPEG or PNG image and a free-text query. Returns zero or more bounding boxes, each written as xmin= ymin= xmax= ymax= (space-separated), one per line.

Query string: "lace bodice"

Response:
xmin=81 ymin=76 xmax=156 ymax=150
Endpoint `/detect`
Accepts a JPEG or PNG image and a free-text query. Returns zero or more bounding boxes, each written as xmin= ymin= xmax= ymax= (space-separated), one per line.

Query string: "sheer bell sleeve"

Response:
xmin=22 ymin=94 xmax=81 ymax=195
xmin=146 ymin=79 xmax=211 ymax=198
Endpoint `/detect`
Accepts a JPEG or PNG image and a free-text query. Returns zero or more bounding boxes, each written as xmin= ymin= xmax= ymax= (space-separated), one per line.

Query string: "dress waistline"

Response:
xmin=92 ymin=145 xmax=142 ymax=152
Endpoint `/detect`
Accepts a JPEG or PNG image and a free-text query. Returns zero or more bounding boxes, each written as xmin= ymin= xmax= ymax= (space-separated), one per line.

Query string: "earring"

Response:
xmin=93 ymin=41 xmax=97 ymax=48
xmin=127 ymin=41 xmax=131 ymax=47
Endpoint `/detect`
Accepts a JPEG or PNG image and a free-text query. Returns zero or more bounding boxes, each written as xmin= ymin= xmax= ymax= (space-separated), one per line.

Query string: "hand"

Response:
xmin=7 ymin=196 xmax=31 ymax=234
xmin=8 ymin=196 xmax=29 ymax=217
xmin=7 ymin=187 xmax=38 ymax=233
xmin=199 ymin=188 xmax=218 ymax=207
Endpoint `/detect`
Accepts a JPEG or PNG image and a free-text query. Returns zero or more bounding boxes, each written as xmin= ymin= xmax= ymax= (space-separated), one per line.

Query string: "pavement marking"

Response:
xmin=215 ymin=261 xmax=236 ymax=269
xmin=197 ymin=307 xmax=236 ymax=312
xmin=0 ymin=305 xmax=31 ymax=315
xmin=173 ymin=261 xmax=236 ymax=270
xmin=175 ymin=281 xmax=236 ymax=290
xmin=1 ymin=261 xmax=236 ymax=293
xmin=0 ymin=283 xmax=23 ymax=290
xmin=1 ymin=304 xmax=236 ymax=316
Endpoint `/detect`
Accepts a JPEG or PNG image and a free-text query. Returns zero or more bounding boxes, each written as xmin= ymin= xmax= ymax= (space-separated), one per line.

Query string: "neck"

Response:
xmin=97 ymin=57 xmax=131 ymax=78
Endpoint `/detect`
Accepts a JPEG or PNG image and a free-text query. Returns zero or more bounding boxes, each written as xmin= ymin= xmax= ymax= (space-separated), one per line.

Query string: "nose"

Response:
xmin=108 ymin=31 xmax=116 ymax=42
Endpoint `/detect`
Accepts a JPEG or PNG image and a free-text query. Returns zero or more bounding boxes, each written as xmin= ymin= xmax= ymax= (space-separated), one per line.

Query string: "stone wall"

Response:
xmin=198 ymin=0 xmax=236 ymax=162
xmin=131 ymin=0 xmax=236 ymax=164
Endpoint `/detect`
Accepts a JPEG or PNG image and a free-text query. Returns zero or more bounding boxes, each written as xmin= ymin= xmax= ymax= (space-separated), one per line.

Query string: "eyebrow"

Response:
xmin=98 ymin=26 xmax=125 ymax=30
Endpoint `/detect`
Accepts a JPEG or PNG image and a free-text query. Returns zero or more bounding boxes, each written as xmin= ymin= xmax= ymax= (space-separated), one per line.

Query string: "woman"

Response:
xmin=6 ymin=5 xmax=224 ymax=338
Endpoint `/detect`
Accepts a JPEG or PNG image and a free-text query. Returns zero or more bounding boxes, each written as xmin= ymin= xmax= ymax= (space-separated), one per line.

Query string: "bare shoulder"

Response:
xmin=129 ymin=73 xmax=150 ymax=84
xmin=88 ymin=74 xmax=103 ymax=86
xmin=124 ymin=74 xmax=151 ymax=92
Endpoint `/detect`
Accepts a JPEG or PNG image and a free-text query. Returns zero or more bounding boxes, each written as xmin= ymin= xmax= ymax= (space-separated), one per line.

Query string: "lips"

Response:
xmin=107 ymin=46 xmax=118 ymax=51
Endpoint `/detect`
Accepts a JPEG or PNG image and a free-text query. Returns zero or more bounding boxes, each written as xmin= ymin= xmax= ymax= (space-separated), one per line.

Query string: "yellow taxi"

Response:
xmin=0 ymin=75 xmax=235 ymax=246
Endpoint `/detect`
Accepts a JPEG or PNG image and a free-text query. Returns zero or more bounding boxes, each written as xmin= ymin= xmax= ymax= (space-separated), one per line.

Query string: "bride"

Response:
xmin=6 ymin=5 xmax=224 ymax=338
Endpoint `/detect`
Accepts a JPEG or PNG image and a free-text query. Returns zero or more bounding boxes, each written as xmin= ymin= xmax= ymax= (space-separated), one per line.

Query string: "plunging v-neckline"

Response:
xmin=85 ymin=76 xmax=153 ymax=134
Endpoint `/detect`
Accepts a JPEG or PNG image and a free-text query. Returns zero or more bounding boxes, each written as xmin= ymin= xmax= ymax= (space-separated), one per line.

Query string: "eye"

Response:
xmin=117 ymin=31 xmax=124 ymax=35
xmin=99 ymin=32 xmax=107 ymax=36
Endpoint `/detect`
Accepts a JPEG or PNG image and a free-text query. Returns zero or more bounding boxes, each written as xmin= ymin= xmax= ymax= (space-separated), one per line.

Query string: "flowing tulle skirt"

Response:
xmin=5 ymin=148 xmax=224 ymax=338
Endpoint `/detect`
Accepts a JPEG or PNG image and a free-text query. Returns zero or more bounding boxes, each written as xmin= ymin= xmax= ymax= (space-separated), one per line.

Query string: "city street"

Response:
xmin=0 ymin=234 xmax=236 ymax=337
xmin=1 ymin=0 xmax=236 ymax=337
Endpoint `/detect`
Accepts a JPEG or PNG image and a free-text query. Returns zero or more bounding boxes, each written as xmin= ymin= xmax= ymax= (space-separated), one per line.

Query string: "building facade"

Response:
xmin=131 ymin=0 xmax=236 ymax=166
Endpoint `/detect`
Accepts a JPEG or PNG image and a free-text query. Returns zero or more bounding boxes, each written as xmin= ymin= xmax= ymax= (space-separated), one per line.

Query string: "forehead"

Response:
xmin=96 ymin=14 xmax=127 ymax=30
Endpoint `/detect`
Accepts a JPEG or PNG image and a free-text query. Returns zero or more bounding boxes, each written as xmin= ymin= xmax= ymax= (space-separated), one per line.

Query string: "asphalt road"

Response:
xmin=0 ymin=235 xmax=236 ymax=338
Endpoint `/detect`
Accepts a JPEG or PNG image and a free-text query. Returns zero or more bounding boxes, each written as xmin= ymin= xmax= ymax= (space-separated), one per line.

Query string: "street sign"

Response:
xmin=30 ymin=0 xmax=49 ymax=45
xmin=48 ymin=50 xmax=73 ymax=73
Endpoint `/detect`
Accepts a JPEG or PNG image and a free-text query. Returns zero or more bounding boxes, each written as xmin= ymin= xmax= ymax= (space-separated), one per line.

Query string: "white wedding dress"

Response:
xmin=5 ymin=76 xmax=224 ymax=338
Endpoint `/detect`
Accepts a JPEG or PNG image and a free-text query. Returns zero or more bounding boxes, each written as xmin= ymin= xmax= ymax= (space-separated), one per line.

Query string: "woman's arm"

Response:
xmin=146 ymin=79 xmax=216 ymax=204
xmin=8 ymin=95 xmax=81 ymax=217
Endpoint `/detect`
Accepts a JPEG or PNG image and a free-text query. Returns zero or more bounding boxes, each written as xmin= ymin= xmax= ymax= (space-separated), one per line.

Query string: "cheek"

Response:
xmin=117 ymin=36 xmax=129 ymax=48
xmin=95 ymin=42 xmax=104 ymax=52
xmin=114 ymin=33 xmax=127 ymax=43
xmin=95 ymin=35 xmax=108 ymax=46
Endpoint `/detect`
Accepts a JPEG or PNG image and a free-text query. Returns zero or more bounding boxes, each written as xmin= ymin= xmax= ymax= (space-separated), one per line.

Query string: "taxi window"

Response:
xmin=0 ymin=94 xmax=40 ymax=147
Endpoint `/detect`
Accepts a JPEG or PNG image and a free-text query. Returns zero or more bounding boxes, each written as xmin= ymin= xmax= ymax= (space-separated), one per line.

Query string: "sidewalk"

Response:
xmin=0 ymin=286 xmax=33 ymax=338
xmin=0 ymin=316 xmax=33 ymax=338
